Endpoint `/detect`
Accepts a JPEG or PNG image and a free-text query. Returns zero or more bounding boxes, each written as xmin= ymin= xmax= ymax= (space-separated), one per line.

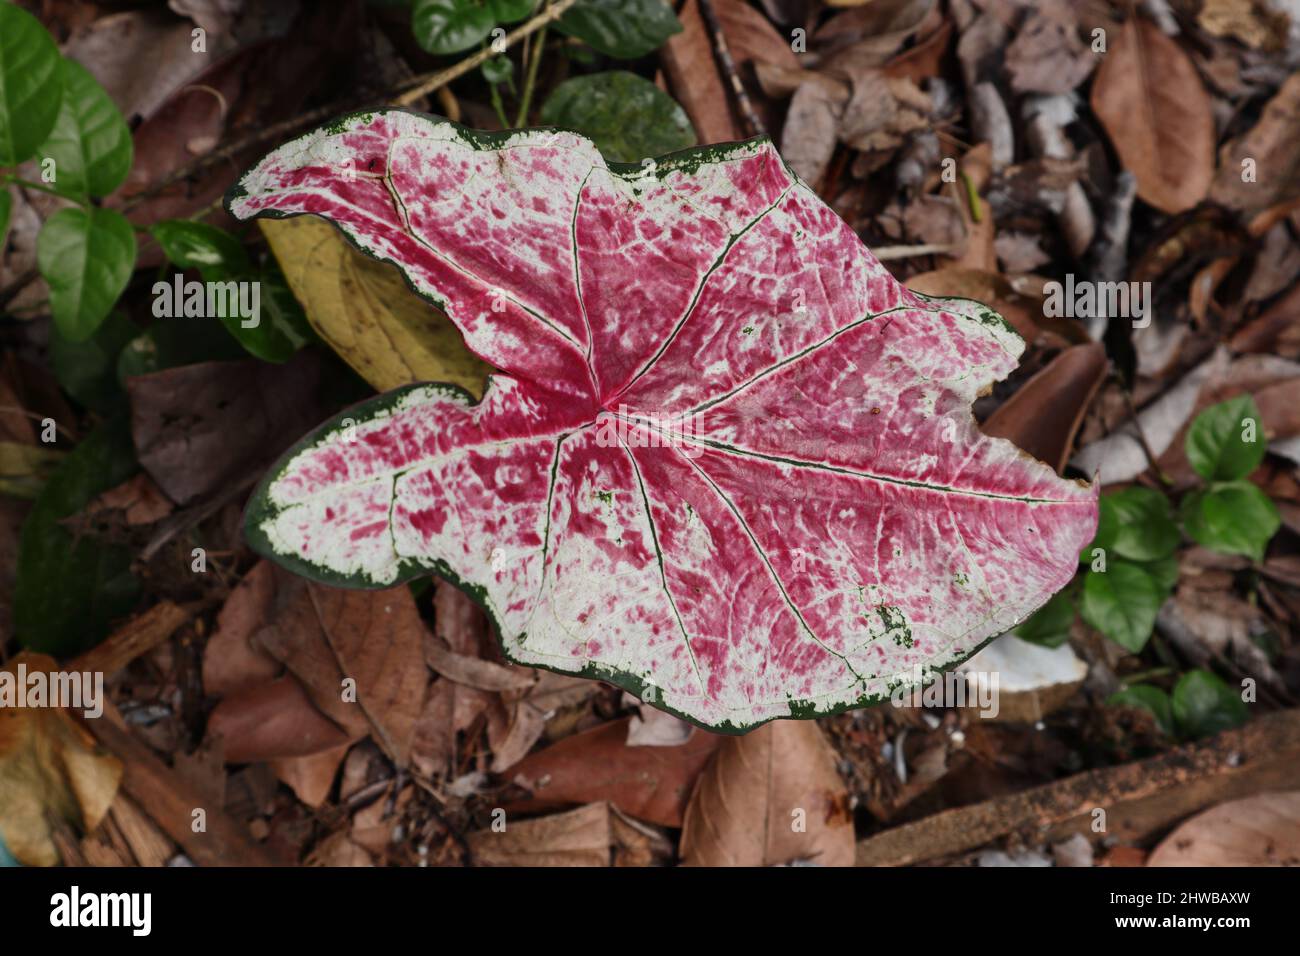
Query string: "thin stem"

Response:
xmin=514 ymin=20 xmax=549 ymax=127
xmin=2 ymin=175 xmax=85 ymax=205
xmin=1119 ymin=667 xmax=1173 ymax=687
xmin=395 ymin=0 xmax=576 ymax=107
xmin=489 ymin=80 xmax=510 ymax=130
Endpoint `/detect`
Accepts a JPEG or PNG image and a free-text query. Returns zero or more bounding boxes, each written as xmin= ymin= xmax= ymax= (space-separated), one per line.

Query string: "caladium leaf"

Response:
xmin=226 ymin=110 xmax=1097 ymax=731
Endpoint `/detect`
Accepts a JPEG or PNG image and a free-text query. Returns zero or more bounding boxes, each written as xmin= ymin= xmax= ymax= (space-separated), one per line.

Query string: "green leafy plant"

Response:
xmin=1018 ymin=396 xmax=1278 ymax=657
xmin=538 ymin=71 xmax=695 ymax=162
xmin=1107 ymin=670 xmax=1248 ymax=741
xmin=410 ymin=0 xmax=685 ymax=136
xmin=1 ymin=4 xmax=135 ymax=343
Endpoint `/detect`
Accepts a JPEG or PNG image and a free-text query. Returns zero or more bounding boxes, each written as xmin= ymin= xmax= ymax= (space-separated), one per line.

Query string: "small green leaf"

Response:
xmin=50 ymin=309 xmax=137 ymax=412
xmin=1139 ymin=552 xmax=1179 ymax=597
xmin=38 ymin=58 xmax=133 ymax=198
xmin=1186 ymin=395 xmax=1266 ymax=482
xmin=1081 ymin=494 xmax=1118 ymax=562
xmin=152 ymin=222 xmax=312 ymax=362
xmin=412 ymin=0 xmax=495 ymax=55
xmin=487 ymin=0 xmax=535 ymax=21
xmin=151 ymin=220 xmax=250 ymax=279
xmin=1105 ymin=486 xmax=1179 ymax=561
xmin=13 ymin=416 xmax=140 ymax=656
xmin=1080 ymin=560 xmax=1163 ymax=653
xmin=236 ymin=261 xmax=316 ymax=363
xmin=0 ymin=191 xmax=11 ymax=246
xmin=1011 ymin=588 xmax=1074 ymax=648
xmin=37 ymin=207 xmax=137 ymax=342
xmin=1107 ymin=684 xmax=1174 ymax=736
xmin=540 ymin=71 xmax=695 ymax=163
xmin=0 ymin=4 xmax=65 ymax=166
xmin=1171 ymin=669 xmax=1248 ymax=740
xmin=481 ymin=54 xmax=514 ymax=85
xmin=1181 ymin=481 xmax=1279 ymax=562
xmin=557 ymin=0 xmax=683 ymax=59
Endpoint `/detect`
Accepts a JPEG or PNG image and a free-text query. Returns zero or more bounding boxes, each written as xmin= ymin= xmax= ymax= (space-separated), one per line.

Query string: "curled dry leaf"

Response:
xmin=467 ymin=801 xmax=612 ymax=867
xmin=64 ymin=9 xmax=225 ymax=124
xmin=818 ymin=0 xmax=935 ymax=69
xmin=1210 ymin=74 xmax=1300 ymax=218
xmin=981 ymin=342 xmax=1108 ymax=474
xmin=202 ymin=559 xmax=283 ymax=697
xmin=127 ymin=351 xmax=334 ymax=506
xmin=206 ymin=674 xmax=353 ymax=763
xmin=781 ymin=81 xmax=845 ymax=187
xmin=261 ymin=216 xmax=491 ymax=394
xmin=256 ymin=580 xmax=429 ymax=767
xmin=1231 ymin=282 xmax=1300 ymax=358
xmin=0 ymin=654 xmax=123 ymax=866
xmin=660 ymin=0 xmax=743 ymax=145
xmin=680 ymin=719 xmax=854 ymax=866
xmin=1005 ymin=1 xmax=1096 ymax=95
xmin=1148 ymin=791 xmax=1300 ymax=866
xmin=423 ymin=634 xmax=536 ymax=692
xmin=1089 ymin=15 xmax=1214 ymax=214
xmin=505 ymin=716 xmax=719 ymax=827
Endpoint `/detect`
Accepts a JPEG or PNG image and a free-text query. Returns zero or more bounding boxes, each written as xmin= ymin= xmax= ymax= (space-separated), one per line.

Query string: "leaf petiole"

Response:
xmin=1 ymin=174 xmax=88 ymax=205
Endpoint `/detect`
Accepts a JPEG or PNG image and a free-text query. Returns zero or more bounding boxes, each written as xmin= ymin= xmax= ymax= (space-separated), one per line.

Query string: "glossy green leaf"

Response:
xmin=1172 ymin=669 xmax=1248 ymax=739
xmin=237 ymin=261 xmax=316 ymax=363
xmin=37 ymin=207 xmax=137 ymax=342
xmin=557 ymin=0 xmax=683 ymax=59
xmin=412 ymin=0 xmax=495 ymax=55
xmin=1105 ymin=486 xmax=1179 ymax=561
xmin=38 ymin=58 xmax=133 ymax=198
xmin=151 ymin=220 xmax=250 ymax=279
xmin=13 ymin=416 xmax=140 ymax=656
xmin=151 ymin=221 xmax=311 ymax=362
xmin=1011 ymin=588 xmax=1074 ymax=648
xmin=540 ymin=71 xmax=695 ymax=163
xmin=1186 ymin=395 xmax=1266 ymax=482
xmin=1181 ymin=481 xmax=1279 ymax=562
xmin=1139 ymin=552 xmax=1179 ymax=597
xmin=0 ymin=4 xmax=64 ymax=166
xmin=1107 ymin=684 xmax=1174 ymax=736
xmin=481 ymin=54 xmax=514 ymax=85
xmin=488 ymin=0 xmax=535 ymax=21
xmin=1080 ymin=560 xmax=1163 ymax=653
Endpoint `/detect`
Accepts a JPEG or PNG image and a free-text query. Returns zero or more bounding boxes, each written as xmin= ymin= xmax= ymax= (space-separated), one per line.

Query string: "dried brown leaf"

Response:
xmin=1090 ymin=16 xmax=1214 ymax=214
xmin=679 ymin=720 xmax=854 ymax=866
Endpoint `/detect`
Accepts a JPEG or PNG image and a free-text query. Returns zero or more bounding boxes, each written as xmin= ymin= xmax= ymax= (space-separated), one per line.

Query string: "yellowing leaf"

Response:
xmin=0 ymin=440 xmax=64 ymax=498
xmin=0 ymin=653 xmax=122 ymax=866
xmin=259 ymin=216 xmax=491 ymax=394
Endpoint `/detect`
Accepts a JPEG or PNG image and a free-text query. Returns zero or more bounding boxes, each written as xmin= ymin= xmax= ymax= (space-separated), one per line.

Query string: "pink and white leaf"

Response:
xmin=228 ymin=110 xmax=1097 ymax=731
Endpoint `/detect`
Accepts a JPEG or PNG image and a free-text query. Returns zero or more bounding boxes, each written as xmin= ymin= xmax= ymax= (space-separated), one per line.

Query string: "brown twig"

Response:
xmin=856 ymin=708 xmax=1300 ymax=865
xmin=696 ymin=0 xmax=767 ymax=138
